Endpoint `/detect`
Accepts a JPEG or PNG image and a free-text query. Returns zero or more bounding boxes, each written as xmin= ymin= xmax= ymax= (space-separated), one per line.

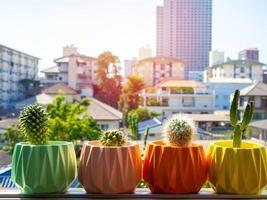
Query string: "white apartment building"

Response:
xmin=0 ymin=44 xmax=39 ymax=109
xmin=204 ymin=59 xmax=265 ymax=82
xmin=134 ymin=57 xmax=184 ymax=86
xmin=41 ymin=46 xmax=97 ymax=94
xmin=156 ymin=0 xmax=212 ymax=79
xmin=140 ymin=78 xmax=215 ymax=117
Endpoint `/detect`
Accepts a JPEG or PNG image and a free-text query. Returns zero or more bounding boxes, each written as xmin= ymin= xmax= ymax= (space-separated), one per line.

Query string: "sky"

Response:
xmin=0 ymin=0 xmax=267 ymax=71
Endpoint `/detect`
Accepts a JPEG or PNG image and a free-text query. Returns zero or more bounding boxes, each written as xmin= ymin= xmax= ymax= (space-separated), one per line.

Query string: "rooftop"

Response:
xmin=138 ymin=56 xmax=184 ymax=64
xmin=207 ymin=78 xmax=253 ymax=84
xmin=42 ymin=83 xmax=78 ymax=95
xmin=250 ymin=119 xmax=267 ymax=131
xmin=186 ymin=113 xmax=229 ymax=122
xmin=0 ymin=44 xmax=40 ymax=60
xmin=210 ymin=59 xmax=265 ymax=68
xmin=156 ymin=78 xmax=206 ymax=88
xmin=87 ymin=98 xmax=122 ymax=121
xmin=239 ymin=82 xmax=267 ymax=96
xmin=0 ymin=119 xmax=18 ymax=130
xmin=54 ymin=54 xmax=96 ymax=63
xmin=40 ymin=66 xmax=59 ymax=73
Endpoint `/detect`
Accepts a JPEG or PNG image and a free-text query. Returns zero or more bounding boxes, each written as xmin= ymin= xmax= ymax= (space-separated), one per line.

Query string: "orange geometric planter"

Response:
xmin=78 ymin=141 xmax=142 ymax=194
xmin=143 ymin=140 xmax=207 ymax=194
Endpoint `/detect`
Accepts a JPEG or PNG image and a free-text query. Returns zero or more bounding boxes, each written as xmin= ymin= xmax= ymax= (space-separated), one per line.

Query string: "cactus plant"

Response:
xmin=163 ymin=115 xmax=195 ymax=147
xmin=19 ymin=104 xmax=49 ymax=145
xmin=230 ymin=90 xmax=254 ymax=148
xmin=100 ymin=130 xmax=126 ymax=146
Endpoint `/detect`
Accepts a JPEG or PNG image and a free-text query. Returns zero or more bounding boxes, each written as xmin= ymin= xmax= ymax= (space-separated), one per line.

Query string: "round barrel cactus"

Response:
xmin=100 ymin=130 xmax=126 ymax=146
xmin=163 ymin=115 xmax=195 ymax=147
xmin=19 ymin=104 xmax=48 ymax=145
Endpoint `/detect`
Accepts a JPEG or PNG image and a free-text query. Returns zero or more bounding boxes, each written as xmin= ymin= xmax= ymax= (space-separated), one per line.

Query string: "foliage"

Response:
xmin=127 ymin=112 xmax=139 ymax=139
xmin=47 ymin=95 xmax=101 ymax=141
xmin=128 ymin=108 xmax=150 ymax=122
xmin=95 ymin=51 xmax=122 ymax=109
xmin=96 ymin=51 xmax=120 ymax=82
xmin=100 ymin=130 xmax=126 ymax=146
xmin=147 ymin=98 xmax=160 ymax=106
xmin=163 ymin=115 xmax=195 ymax=147
xmin=230 ymin=90 xmax=254 ymax=148
xmin=127 ymin=108 xmax=159 ymax=139
xmin=19 ymin=78 xmax=40 ymax=91
xmin=3 ymin=125 xmax=25 ymax=153
xmin=118 ymin=75 xmax=145 ymax=113
xmin=19 ymin=104 xmax=48 ymax=145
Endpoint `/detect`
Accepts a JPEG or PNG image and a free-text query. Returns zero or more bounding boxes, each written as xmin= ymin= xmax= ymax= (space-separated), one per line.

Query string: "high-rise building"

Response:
xmin=0 ymin=44 xmax=39 ymax=109
xmin=238 ymin=48 xmax=259 ymax=61
xmin=156 ymin=0 xmax=212 ymax=79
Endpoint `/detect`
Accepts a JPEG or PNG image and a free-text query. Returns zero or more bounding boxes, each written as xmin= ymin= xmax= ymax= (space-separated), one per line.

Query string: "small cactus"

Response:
xmin=163 ymin=115 xmax=195 ymax=147
xmin=100 ymin=130 xmax=126 ymax=146
xmin=230 ymin=90 xmax=254 ymax=148
xmin=19 ymin=104 xmax=49 ymax=145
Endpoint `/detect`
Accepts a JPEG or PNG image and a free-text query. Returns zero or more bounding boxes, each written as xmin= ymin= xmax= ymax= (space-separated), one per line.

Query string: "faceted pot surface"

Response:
xmin=11 ymin=141 xmax=77 ymax=194
xmin=207 ymin=140 xmax=267 ymax=195
xmin=78 ymin=141 xmax=142 ymax=194
xmin=143 ymin=140 xmax=207 ymax=193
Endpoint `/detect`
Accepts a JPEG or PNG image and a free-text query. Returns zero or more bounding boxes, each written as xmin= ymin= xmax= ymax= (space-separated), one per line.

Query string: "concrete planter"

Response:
xmin=143 ymin=140 xmax=207 ymax=193
xmin=11 ymin=141 xmax=77 ymax=194
xmin=78 ymin=141 xmax=142 ymax=194
xmin=207 ymin=140 xmax=267 ymax=194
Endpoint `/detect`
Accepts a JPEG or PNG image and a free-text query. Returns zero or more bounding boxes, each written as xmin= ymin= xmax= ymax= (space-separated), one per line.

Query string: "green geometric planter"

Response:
xmin=11 ymin=141 xmax=77 ymax=194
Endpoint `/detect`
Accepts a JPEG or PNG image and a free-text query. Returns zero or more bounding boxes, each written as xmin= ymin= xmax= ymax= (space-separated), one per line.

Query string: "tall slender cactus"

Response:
xmin=230 ymin=90 xmax=254 ymax=148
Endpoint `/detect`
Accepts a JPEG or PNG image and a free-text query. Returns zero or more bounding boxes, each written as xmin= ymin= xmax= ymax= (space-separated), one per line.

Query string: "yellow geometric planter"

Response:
xmin=207 ymin=140 xmax=267 ymax=195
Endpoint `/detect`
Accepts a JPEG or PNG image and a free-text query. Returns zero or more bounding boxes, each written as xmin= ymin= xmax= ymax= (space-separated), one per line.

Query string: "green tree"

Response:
xmin=118 ymin=75 xmax=145 ymax=124
xmin=95 ymin=51 xmax=122 ymax=108
xmin=3 ymin=125 xmax=25 ymax=153
xmin=46 ymin=95 xmax=101 ymax=141
xmin=127 ymin=112 xmax=139 ymax=139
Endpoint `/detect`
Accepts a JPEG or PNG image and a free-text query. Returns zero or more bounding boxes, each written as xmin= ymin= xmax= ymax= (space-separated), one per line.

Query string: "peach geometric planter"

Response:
xmin=143 ymin=140 xmax=207 ymax=194
xmin=78 ymin=141 xmax=142 ymax=194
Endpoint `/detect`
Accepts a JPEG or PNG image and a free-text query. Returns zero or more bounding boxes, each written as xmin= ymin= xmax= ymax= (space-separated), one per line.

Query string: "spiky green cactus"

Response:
xmin=100 ymin=130 xmax=126 ymax=146
xmin=19 ymin=104 xmax=49 ymax=145
xmin=230 ymin=90 xmax=254 ymax=148
xmin=163 ymin=115 xmax=195 ymax=147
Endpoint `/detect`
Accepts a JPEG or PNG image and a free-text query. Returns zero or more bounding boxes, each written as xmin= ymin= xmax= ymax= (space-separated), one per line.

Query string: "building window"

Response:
xmin=59 ymin=76 xmax=62 ymax=81
xmin=100 ymin=124 xmax=109 ymax=130
xmin=160 ymin=64 xmax=165 ymax=70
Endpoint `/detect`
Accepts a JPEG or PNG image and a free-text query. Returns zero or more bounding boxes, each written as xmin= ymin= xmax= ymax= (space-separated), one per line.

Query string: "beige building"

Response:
xmin=134 ymin=57 xmax=184 ymax=86
xmin=41 ymin=46 xmax=97 ymax=94
xmin=140 ymin=78 xmax=215 ymax=117
xmin=204 ymin=59 xmax=265 ymax=82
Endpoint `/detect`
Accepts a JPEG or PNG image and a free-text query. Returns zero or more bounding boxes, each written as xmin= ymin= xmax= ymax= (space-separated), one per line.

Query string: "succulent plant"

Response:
xmin=100 ymin=130 xmax=126 ymax=146
xmin=230 ymin=90 xmax=254 ymax=148
xmin=163 ymin=115 xmax=195 ymax=147
xmin=19 ymin=104 xmax=49 ymax=145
